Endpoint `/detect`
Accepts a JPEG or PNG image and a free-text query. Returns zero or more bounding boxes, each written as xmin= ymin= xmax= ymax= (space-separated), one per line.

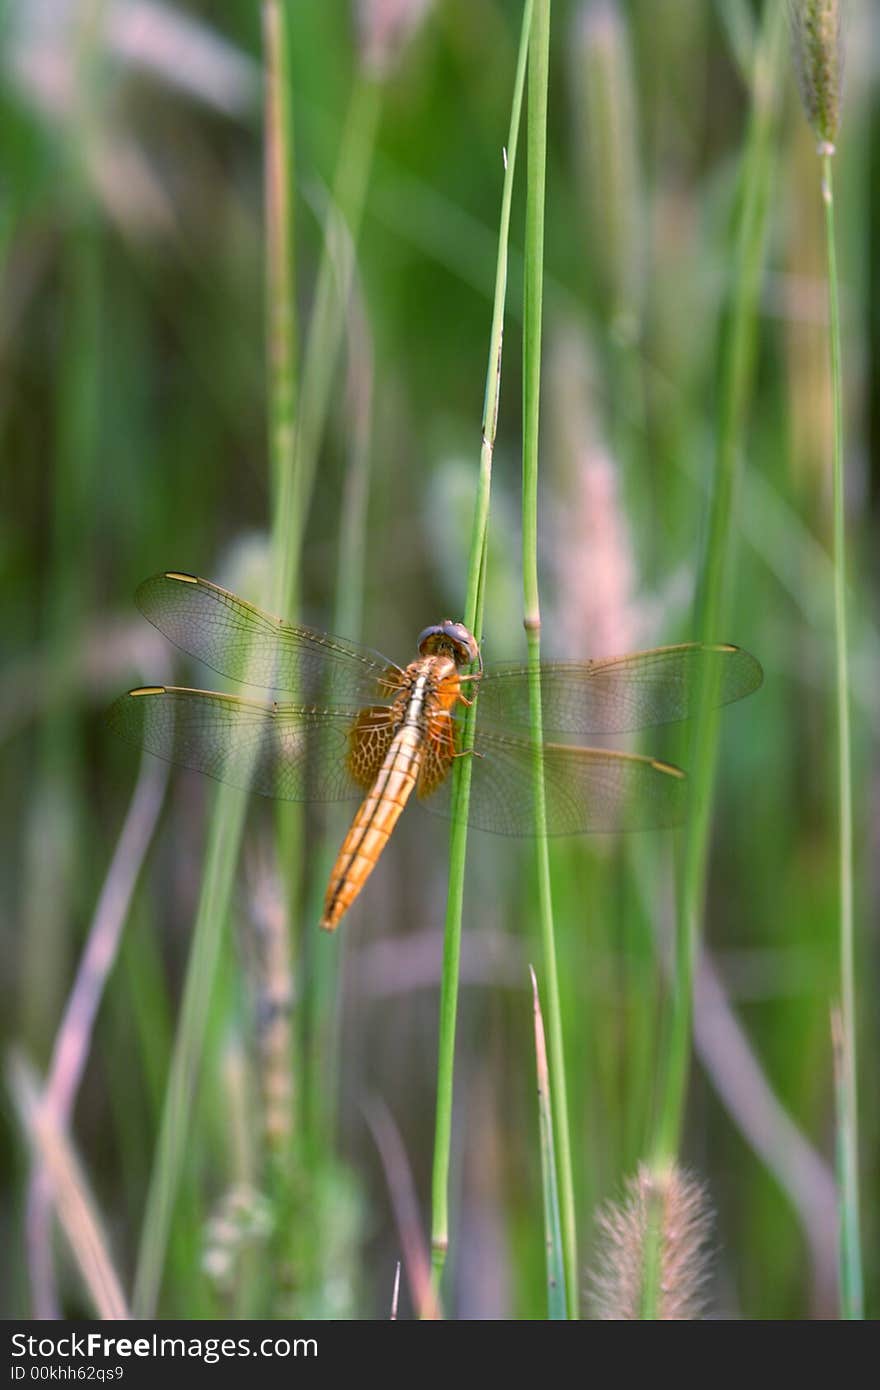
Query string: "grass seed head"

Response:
xmin=788 ymin=0 xmax=844 ymax=150
xmin=588 ymin=1162 xmax=714 ymax=1319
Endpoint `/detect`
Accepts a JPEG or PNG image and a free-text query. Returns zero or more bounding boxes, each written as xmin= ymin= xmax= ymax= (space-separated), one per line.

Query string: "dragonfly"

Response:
xmin=109 ymin=572 xmax=762 ymax=931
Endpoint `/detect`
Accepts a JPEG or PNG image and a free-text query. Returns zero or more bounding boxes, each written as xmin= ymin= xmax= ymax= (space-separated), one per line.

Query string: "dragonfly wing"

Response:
xmin=108 ymin=686 xmax=378 ymax=802
xmin=473 ymin=643 xmax=763 ymax=735
xmin=418 ymin=728 xmax=687 ymax=836
xmin=136 ymin=572 xmax=401 ymax=703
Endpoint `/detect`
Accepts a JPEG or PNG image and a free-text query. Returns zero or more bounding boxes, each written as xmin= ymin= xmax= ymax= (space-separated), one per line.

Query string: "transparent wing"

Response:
xmin=135 ymin=572 xmax=401 ymax=703
xmin=107 ymin=685 xmax=380 ymax=802
xmin=419 ymin=728 xmax=688 ymax=836
xmin=474 ymin=643 xmax=763 ymax=735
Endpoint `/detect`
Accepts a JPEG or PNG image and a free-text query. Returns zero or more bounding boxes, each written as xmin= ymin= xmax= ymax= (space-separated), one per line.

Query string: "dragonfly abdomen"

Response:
xmin=320 ymin=724 xmax=425 ymax=931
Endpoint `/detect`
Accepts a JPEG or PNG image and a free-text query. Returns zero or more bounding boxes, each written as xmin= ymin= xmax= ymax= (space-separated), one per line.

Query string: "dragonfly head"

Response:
xmin=417 ymin=620 xmax=481 ymax=672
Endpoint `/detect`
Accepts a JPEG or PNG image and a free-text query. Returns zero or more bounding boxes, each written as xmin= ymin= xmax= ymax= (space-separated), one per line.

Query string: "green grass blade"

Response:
xmin=529 ymin=967 xmax=566 ymax=1319
xmin=134 ymin=4 xmax=302 ymax=1313
xmin=261 ymin=0 xmax=298 ymax=1204
xmin=641 ymin=5 xmax=787 ymax=1321
xmin=132 ymin=790 xmax=248 ymax=1315
xmin=429 ymin=0 xmax=533 ymax=1302
xmin=650 ymin=3 xmax=787 ymax=1176
xmin=521 ymin=0 xmax=578 ymax=1319
xmin=822 ymin=150 xmax=863 ymax=1320
xmin=278 ymin=72 xmax=382 ymax=614
xmin=264 ymin=0 xmax=298 ymax=546
xmin=303 ymin=283 xmax=375 ymax=1163
xmin=831 ymin=1003 xmax=862 ymax=1317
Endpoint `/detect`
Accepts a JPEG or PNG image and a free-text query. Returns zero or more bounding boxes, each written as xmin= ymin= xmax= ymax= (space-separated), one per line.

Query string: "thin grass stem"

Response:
xmin=132 ymin=791 xmax=248 ymax=1315
xmin=281 ymin=73 xmax=382 ymax=614
xmin=272 ymin=74 xmax=382 ymax=1134
xmin=651 ymin=4 xmax=786 ymax=1175
xmin=822 ymin=150 xmax=862 ymax=1320
xmin=642 ymin=6 xmax=786 ymax=1319
xmin=266 ymin=18 xmax=385 ymax=1311
xmin=529 ymin=966 xmax=566 ymax=1318
xmin=429 ymin=0 xmax=533 ymax=1302
xmin=521 ymin=0 xmax=578 ymax=1320
xmin=262 ymin=0 xmax=298 ymax=1196
xmin=264 ymin=0 xmax=298 ymax=545
xmin=306 ymin=282 xmax=375 ymax=1160
xmin=133 ymin=5 xmax=304 ymax=1314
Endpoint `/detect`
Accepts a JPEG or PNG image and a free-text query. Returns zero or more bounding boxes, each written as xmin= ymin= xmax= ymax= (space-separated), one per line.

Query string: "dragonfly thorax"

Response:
xmin=399 ymin=654 xmax=461 ymax=725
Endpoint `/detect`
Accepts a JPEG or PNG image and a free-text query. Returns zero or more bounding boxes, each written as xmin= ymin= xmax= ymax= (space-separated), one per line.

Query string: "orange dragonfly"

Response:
xmin=109 ymin=572 xmax=762 ymax=930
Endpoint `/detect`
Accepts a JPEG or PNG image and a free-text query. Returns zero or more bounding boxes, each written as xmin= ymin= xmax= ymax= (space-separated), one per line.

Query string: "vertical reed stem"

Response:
xmin=429 ymin=0 xmax=533 ymax=1302
xmin=133 ymin=3 xmax=302 ymax=1315
xmin=262 ymin=1 xmax=298 ymax=1144
xmin=822 ymin=150 xmax=862 ymax=1319
xmin=261 ymin=1 xmax=303 ymax=1315
xmin=651 ymin=4 xmax=786 ymax=1176
xmin=265 ymin=0 xmax=298 ymax=588
xmin=282 ymin=74 xmax=381 ymax=614
xmin=522 ymin=0 xmax=578 ymax=1319
xmin=641 ymin=9 xmax=785 ymax=1317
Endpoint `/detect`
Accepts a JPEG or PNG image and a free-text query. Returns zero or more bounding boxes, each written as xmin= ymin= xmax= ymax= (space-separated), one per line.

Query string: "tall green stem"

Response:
xmin=822 ymin=151 xmax=862 ymax=1319
xmin=521 ymin=0 xmax=577 ymax=1320
xmin=305 ymin=287 xmax=374 ymax=1162
xmin=261 ymin=4 xmax=300 ymax=1316
xmin=133 ymin=4 xmax=302 ymax=1315
xmin=132 ymin=793 xmax=247 ymax=1316
xmin=640 ymin=12 xmax=785 ymax=1318
xmin=278 ymin=74 xmax=381 ymax=616
xmin=265 ymin=0 xmax=298 ymax=613
xmin=429 ymin=0 xmax=533 ymax=1302
xmin=650 ymin=5 xmax=786 ymax=1179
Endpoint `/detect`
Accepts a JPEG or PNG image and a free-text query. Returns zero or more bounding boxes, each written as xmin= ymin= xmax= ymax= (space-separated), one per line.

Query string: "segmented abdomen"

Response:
xmin=320 ymin=725 xmax=424 ymax=931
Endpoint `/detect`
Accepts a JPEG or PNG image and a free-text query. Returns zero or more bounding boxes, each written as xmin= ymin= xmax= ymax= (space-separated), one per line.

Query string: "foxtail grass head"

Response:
xmin=788 ymin=0 xmax=844 ymax=151
xmin=588 ymin=1162 xmax=713 ymax=1319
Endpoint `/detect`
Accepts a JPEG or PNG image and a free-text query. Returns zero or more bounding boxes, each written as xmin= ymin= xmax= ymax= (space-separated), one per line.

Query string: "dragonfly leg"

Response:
xmin=452 ymin=747 xmax=484 ymax=760
xmin=457 ymin=671 xmax=483 ymax=707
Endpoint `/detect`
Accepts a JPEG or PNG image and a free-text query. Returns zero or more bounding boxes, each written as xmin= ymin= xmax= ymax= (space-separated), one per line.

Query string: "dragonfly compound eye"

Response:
xmin=417 ymin=620 xmax=480 ymax=668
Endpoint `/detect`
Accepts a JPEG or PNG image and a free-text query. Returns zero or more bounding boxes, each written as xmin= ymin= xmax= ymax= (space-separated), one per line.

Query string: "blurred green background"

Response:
xmin=1 ymin=0 xmax=877 ymax=1319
